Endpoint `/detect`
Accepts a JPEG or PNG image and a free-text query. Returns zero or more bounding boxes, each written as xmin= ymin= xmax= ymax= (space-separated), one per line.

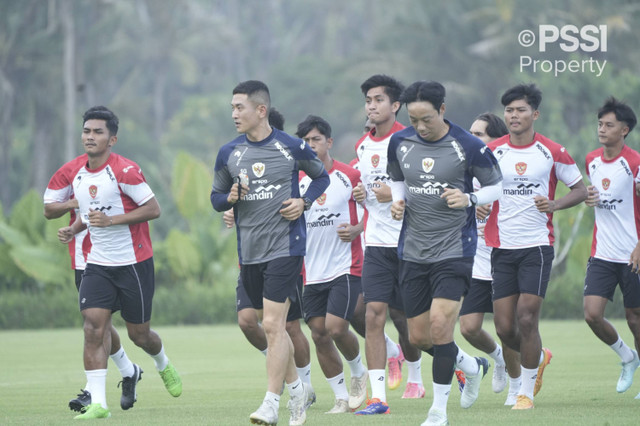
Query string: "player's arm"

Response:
xmin=58 ymin=215 xmax=86 ymax=244
xmin=44 ymin=198 xmax=78 ymax=219
xmin=88 ymin=197 xmax=161 ymax=228
xmin=534 ymin=180 xmax=588 ymax=213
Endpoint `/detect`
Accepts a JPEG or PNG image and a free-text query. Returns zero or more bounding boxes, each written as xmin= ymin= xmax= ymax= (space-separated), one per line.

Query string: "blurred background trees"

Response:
xmin=1 ymin=0 xmax=638 ymax=326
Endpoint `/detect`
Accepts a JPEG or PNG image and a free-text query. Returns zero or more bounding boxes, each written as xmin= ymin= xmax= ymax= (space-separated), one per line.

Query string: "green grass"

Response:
xmin=1 ymin=320 xmax=639 ymax=425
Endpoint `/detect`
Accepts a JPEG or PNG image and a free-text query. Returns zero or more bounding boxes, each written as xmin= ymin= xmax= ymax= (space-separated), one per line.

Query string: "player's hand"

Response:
xmin=391 ymin=200 xmax=405 ymax=220
xmin=88 ymin=208 xmax=112 ymax=227
xmin=372 ymin=182 xmax=392 ymax=203
xmin=534 ymin=195 xmax=555 ymax=213
xmin=353 ymin=182 xmax=366 ymax=204
xmin=585 ymin=185 xmax=600 ymax=207
xmin=58 ymin=226 xmax=75 ymax=244
xmin=477 ymin=221 xmax=486 ymax=238
xmin=441 ymin=188 xmax=468 ymax=209
xmin=68 ymin=198 xmax=79 ymax=210
xmin=336 ymin=223 xmax=361 ymax=242
xmin=476 ymin=203 xmax=491 ymax=220
xmin=227 ymin=183 xmax=249 ymax=204
xmin=630 ymin=243 xmax=640 ymax=274
xmin=280 ymin=198 xmax=304 ymax=221
xmin=223 ymin=209 xmax=235 ymax=228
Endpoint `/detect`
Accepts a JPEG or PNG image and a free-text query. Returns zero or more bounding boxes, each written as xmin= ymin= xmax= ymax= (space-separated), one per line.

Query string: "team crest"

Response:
xmin=252 ymin=162 xmax=265 ymax=178
xmin=316 ymin=193 xmax=327 ymax=205
xmin=371 ymin=154 xmax=380 ymax=168
xmin=515 ymin=162 xmax=527 ymax=176
xmin=422 ymin=158 xmax=435 ymax=173
xmin=602 ymin=178 xmax=611 ymax=190
xmin=89 ymin=185 xmax=98 ymax=199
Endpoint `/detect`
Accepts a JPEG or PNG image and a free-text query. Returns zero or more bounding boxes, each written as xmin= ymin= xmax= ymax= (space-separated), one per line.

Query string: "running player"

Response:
xmin=211 ymin=80 xmax=329 ymax=425
xmin=353 ymin=75 xmax=425 ymax=416
xmin=57 ymin=106 xmax=182 ymax=419
xmin=485 ymin=83 xmax=588 ymax=410
xmin=388 ymin=80 xmax=502 ymax=425
xmin=296 ymin=115 xmax=368 ymax=413
xmin=583 ymin=97 xmax=640 ymax=395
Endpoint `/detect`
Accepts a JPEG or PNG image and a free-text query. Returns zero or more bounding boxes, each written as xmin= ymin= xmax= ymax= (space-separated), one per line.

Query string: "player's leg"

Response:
xmin=121 ymin=259 xmax=181 ymax=399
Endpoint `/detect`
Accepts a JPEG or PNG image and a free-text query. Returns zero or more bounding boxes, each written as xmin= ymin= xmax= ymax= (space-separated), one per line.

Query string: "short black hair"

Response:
xmin=233 ymin=80 xmax=271 ymax=109
xmin=598 ymin=97 xmax=637 ymax=137
xmin=296 ymin=115 xmax=332 ymax=139
xmin=400 ymin=81 xmax=446 ymax=111
xmin=82 ymin=106 xmax=119 ymax=136
xmin=475 ymin=112 xmax=508 ymax=139
xmin=501 ymin=83 xmax=542 ymax=110
xmin=361 ymin=74 xmax=405 ymax=115
xmin=268 ymin=107 xmax=285 ymax=130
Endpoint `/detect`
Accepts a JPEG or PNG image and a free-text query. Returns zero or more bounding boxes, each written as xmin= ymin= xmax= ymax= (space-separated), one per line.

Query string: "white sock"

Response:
xmin=519 ymin=366 xmax=537 ymax=399
xmin=406 ymin=358 xmax=423 ymax=384
xmin=264 ymin=391 xmax=280 ymax=409
xmin=327 ymin=372 xmax=349 ymax=401
xmin=296 ymin=363 xmax=312 ymax=385
xmin=260 ymin=348 xmax=268 ymax=356
xmin=610 ymin=337 xmax=635 ymax=363
xmin=151 ymin=345 xmax=169 ymax=371
xmin=86 ymin=369 xmax=108 ymax=409
xmin=455 ymin=346 xmax=479 ymax=376
xmin=110 ymin=346 xmax=135 ymax=378
xmin=346 ymin=352 xmax=366 ymax=379
xmin=287 ymin=377 xmax=304 ymax=399
xmin=385 ymin=334 xmax=399 ymax=358
xmin=368 ymin=369 xmax=386 ymax=402
xmin=431 ymin=382 xmax=451 ymax=413
xmin=488 ymin=345 xmax=505 ymax=367
xmin=508 ymin=375 xmax=522 ymax=394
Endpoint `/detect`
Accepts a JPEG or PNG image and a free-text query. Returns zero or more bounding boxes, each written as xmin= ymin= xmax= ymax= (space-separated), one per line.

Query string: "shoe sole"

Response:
xmin=68 ymin=401 xmax=88 ymax=413
xmin=533 ymin=349 xmax=552 ymax=396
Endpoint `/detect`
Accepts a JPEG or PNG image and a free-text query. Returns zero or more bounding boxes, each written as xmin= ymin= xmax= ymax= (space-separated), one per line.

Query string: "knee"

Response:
xmin=238 ymin=312 xmax=259 ymax=334
xmin=459 ymin=317 xmax=480 ymax=340
xmin=625 ymin=310 xmax=640 ymax=329
xmin=327 ymin=324 xmax=348 ymax=342
xmin=365 ymin=306 xmax=385 ymax=330
xmin=584 ymin=308 xmax=603 ymax=327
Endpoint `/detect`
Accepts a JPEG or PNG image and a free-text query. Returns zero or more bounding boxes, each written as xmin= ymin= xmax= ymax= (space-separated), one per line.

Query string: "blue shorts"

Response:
xmin=79 ymin=257 xmax=154 ymax=324
xmin=584 ymin=257 xmax=640 ymax=308
xmin=399 ymin=257 xmax=473 ymax=318
xmin=459 ymin=278 xmax=493 ymax=316
xmin=491 ymin=246 xmax=554 ymax=300
xmin=362 ymin=246 xmax=403 ymax=310
xmin=240 ymin=256 xmax=303 ymax=305
xmin=303 ymin=274 xmax=361 ymax=322
xmin=236 ymin=274 xmax=304 ymax=321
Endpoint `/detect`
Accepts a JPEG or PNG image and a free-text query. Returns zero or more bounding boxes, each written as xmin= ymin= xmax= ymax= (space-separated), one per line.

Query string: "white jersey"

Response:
xmin=585 ymin=145 xmax=640 ymax=263
xmin=300 ymin=161 xmax=363 ymax=284
xmin=355 ymin=121 xmax=405 ymax=247
xmin=73 ymin=153 xmax=155 ymax=266
xmin=44 ymin=154 xmax=90 ymax=270
xmin=472 ymin=178 xmax=492 ymax=280
xmin=485 ymin=133 xmax=583 ymax=249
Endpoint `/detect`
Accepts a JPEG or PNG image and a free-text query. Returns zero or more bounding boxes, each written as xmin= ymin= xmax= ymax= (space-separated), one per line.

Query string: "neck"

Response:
xmin=509 ymin=128 xmax=535 ymax=146
xmin=374 ymin=118 xmax=396 ymax=138
xmin=321 ymin=155 xmax=334 ymax=172
xmin=87 ymin=152 xmax=110 ymax=170
xmin=603 ymin=140 xmax=625 ymax=160
xmin=430 ymin=121 xmax=450 ymax=141
xmin=246 ymin=121 xmax=273 ymax=143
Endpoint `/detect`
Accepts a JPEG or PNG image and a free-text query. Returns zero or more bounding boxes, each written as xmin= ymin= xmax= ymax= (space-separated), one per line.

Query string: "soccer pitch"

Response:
xmin=1 ymin=320 xmax=638 ymax=425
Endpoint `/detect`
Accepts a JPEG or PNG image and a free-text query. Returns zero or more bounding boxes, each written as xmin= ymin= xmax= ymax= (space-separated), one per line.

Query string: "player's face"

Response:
xmin=504 ymin=99 xmax=539 ymax=136
xmin=365 ymin=86 xmax=398 ymax=125
xmin=598 ymin=112 xmax=629 ymax=147
xmin=231 ymin=94 xmax=263 ymax=135
xmin=82 ymin=119 xmax=115 ymax=157
xmin=470 ymin=119 xmax=491 ymax=144
xmin=407 ymin=100 xmax=447 ymax=141
xmin=302 ymin=127 xmax=332 ymax=161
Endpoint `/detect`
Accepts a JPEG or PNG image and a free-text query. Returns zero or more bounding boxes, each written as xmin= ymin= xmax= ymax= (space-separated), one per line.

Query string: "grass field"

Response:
xmin=1 ymin=320 xmax=638 ymax=425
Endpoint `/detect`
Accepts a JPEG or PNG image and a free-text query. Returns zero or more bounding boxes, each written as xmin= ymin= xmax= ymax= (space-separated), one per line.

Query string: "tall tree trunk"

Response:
xmin=0 ymin=68 xmax=15 ymax=209
xmin=60 ymin=0 xmax=76 ymax=162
